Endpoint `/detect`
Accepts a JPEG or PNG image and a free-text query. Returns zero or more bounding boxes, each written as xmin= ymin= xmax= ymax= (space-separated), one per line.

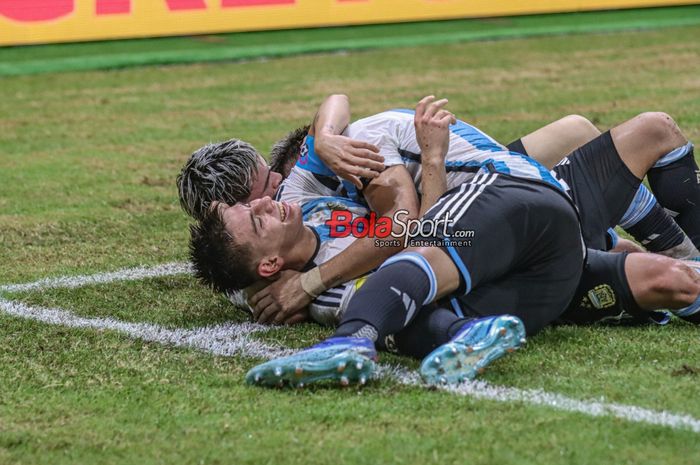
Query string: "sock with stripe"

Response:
xmin=648 ymin=143 xmax=700 ymax=248
xmin=333 ymin=254 xmax=436 ymax=342
xmin=619 ymin=184 xmax=698 ymax=258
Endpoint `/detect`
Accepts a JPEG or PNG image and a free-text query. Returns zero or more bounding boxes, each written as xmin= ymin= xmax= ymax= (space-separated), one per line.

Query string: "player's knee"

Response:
xmin=560 ymin=114 xmax=600 ymax=141
xmin=652 ymin=261 xmax=700 ymax=307
xmin=671 ymin=263 xmax=700 ymax=307
xmin=633 ymin=112 xmax=685 ymax=152
xmin=637 ymin=254 xmax=677 ymax=291
xmin=675 ymin=288 xmax=700 ymax=308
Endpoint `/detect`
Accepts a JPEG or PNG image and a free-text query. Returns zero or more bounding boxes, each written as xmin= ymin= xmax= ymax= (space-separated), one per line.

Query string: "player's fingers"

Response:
xmin=256 ymin=302 xmax=279 ymax=325
xmin=344 ymin=173 xmax=363 ymax=189
xmin=435 ymin=109 xmax=451 ymax=120
xmin=350 ymin=140 xmax=381 ymax=154
xmin=272 ymin=305 xmax=299 ymax=325
xmin=358 ymin=164 xmax=381 ymax=178
xmin=347 ymin=152 xmax=385 ymax=172
xmin=272 ymin=309 xmax=288 ymax=325
xmin=350 ymin=147 xmax=384 ymax=164
xmin=252 ymin=294 xmax=274 ymax=320
xmin=425 ymin=98 xmax=449 ymax=119
xmin=437 ymin=110 xmax=455 ymax=126
xmin=249 ymin=289 xmax=266 ymax=310
xmin=416 ymin=95 xmax=435 ymax=118
xmin=284 ymin=313 xmax=307 ymax=326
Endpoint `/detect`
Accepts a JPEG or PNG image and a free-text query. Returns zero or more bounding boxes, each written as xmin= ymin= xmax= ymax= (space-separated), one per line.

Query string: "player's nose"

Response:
xmin=253 ymin=196 xmax=274 ymax=214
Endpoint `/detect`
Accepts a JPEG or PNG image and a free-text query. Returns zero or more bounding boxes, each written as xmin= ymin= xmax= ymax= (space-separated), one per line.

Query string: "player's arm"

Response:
xmin=318 ymin=164 xmax=420 ymax=282
xmin=313 ymin=97 xmax=454 ymax=301
xmin=310 ymin=94 xmax=385 ymax=189
xmin=414 ymin=96 xmax=455 ymax=215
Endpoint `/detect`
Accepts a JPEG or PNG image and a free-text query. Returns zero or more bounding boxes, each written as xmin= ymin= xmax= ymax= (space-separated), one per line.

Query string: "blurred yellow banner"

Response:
xmin=1 ymin=0 xmax=697 ymax=46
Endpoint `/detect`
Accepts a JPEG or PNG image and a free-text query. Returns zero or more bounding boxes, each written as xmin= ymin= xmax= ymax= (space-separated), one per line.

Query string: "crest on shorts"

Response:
xmin=586 ymin=284 xmax=617 ymax=310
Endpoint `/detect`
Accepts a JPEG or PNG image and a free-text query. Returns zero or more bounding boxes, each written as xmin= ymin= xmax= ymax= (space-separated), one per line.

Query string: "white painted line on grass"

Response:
xmin=2 ymin=296 xmax=700 ymax=434
xmin=439 ymin=379 xmax=700 ymax=433
xmin=0 ymin=297 xmax=290 ymax=360
xmin=0 ymin=262 xmax=192 ymax=293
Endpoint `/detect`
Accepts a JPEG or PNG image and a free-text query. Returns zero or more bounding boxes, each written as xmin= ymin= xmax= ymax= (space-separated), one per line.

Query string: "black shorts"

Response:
xmin=559 ymin=249 xmax=670 ymax=326
xmin=418 ymin=173 xmax=585 ymax=335
xmin=506 ymin=138 xmax=528 ymax=156
xmin=552 ymin=131 xmax=642 ymax=250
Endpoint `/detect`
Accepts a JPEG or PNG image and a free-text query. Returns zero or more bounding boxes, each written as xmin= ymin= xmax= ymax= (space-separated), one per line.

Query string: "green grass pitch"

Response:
xmin=1 ymin=22 xmax=700 ymax=464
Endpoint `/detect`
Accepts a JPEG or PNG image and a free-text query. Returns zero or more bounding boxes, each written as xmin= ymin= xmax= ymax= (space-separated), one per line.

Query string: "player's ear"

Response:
xmin=257 ymin=255 xmax=284 ymax=278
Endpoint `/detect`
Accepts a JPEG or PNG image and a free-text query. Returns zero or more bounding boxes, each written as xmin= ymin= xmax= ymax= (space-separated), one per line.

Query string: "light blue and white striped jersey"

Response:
xmin=293 ymin=109 xmax=569 ymax=200
xmin=275 ymin=109 xmax=573 ymax=325
xmin=347 ymin=109 xmax=568 ymax=194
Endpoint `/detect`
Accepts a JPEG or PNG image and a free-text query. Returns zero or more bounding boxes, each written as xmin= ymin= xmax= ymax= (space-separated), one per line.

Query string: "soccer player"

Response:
xmin=179 ymin=95 xmax=700 ymax=327
xmin=225 ymin=98 xmax=700 ymax=387
xmin=185 ymin=95 xmax=700 ymax=329
xmin=189 ymin=97 xmax=694 ymax=374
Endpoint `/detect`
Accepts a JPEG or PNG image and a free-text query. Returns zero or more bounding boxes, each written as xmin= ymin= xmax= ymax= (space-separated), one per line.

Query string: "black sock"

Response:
xmin=390 ymin=307 xmax=471 ymax=359
xmin=619 ymin=185 xmax=686 ymax=252
xmin=333 ymin=253 xmax=437 ymax=342
xmin=648 ymin=144 xmax=700 ymax=246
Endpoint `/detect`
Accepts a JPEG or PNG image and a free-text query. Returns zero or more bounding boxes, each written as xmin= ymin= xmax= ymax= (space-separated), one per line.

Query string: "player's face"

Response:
xmin=219 ymin=197 xmax=303 ymax=265
xmin=244 ymin=157 xmax=283 ymax=203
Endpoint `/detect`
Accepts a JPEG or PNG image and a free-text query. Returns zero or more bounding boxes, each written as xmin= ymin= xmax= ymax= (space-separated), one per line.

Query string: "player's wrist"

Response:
xmin=421 ymin=156 xmax=445 ymax=169
xmin=313 ymin=134 xmax=335 ymax=158
xmin=300 ymin=267 xmax=327 ymax=298
xmin=316 ymin=126 xmax=340 ymax=140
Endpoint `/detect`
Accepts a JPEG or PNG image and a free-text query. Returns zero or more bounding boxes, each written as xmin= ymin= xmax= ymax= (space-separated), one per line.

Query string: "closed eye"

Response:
xmin=249 ymin=209 xmax=258 ymax=234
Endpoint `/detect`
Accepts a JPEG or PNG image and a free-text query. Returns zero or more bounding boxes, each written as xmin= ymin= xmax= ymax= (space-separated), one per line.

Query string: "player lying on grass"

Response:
xmin=179 ymin=94 xmax=700 ymax=327
xmin=257 ymin=102 xmax=699 ymax=321
xmin=206 ymin=97 xmax=700 ymax=387
xmin=189 ymin=97 xmax=697 ymax=384
xmin=183 ymin=94 xmax=700 ymax=328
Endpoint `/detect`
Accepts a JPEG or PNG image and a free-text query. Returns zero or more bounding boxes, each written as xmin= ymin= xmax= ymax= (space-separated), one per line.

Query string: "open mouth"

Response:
xmin=277 ymin=202 xmax=287 ymax=222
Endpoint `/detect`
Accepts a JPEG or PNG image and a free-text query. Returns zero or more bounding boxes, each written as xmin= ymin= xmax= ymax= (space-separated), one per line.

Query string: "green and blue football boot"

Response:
xmin=246 ymin=337 xmax=377 ymax=388
xmin=420 ymin=315 xmax=526 ymax=385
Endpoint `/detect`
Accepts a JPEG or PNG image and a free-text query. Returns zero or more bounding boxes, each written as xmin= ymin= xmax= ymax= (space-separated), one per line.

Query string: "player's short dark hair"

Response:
xmin=269 ymin=125 xmax=310 ymax=175
xmin=189 ymin=206 xmax=259 ymax=293
xmin=177 ymin=139 xmax=261 ymax=221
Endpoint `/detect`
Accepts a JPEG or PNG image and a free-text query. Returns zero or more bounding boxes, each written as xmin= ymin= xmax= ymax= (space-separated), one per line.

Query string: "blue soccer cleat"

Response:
xmin=420 ymin=315 xmax=526 ymax=385
xmin=245 ymin=337 xmax=377 ymax=388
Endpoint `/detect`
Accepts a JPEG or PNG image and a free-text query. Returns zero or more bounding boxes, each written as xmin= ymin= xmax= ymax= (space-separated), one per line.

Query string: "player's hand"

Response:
xmin=414 ymin=95 xmax=455 ymax=164
xmin=249 ymin=270 xmax=312 ymax=325
xmin=314 ymin=133 xmax=385 ymax=189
